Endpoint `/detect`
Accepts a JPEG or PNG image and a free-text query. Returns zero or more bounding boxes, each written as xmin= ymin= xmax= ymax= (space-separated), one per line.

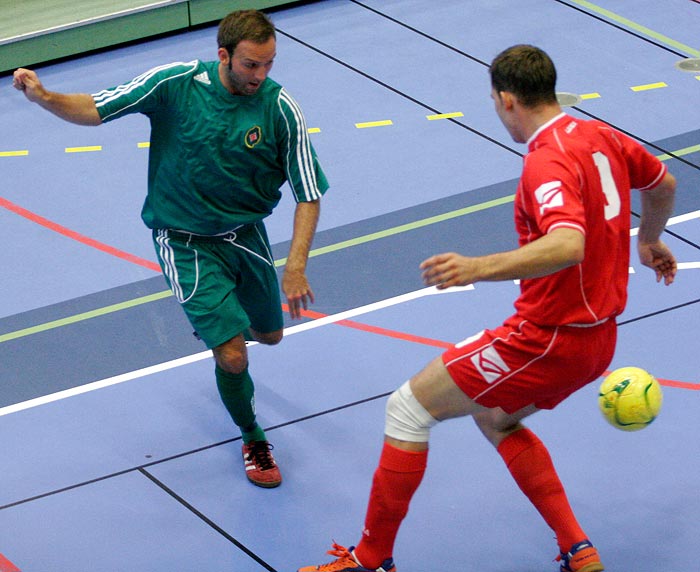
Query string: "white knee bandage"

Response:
xmin=385 ymin=381 xmax=438 ymax=442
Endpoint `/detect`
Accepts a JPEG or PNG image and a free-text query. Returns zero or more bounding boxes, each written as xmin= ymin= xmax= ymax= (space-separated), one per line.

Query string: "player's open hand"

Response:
xmin=282 ymin=269 xmax=315 ymax=319
xmin=638 ymin=240 xmax=677 ymax=285
xmin=420 ymin=252 xmax=479 ymax=290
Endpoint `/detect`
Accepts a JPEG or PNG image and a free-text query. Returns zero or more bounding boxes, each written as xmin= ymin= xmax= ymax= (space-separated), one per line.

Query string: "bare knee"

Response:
xmin=473 ymin=409 xmax=526 ymax=448
xmin=213 ymin=335 xmax=248 ymax=374
xmin=249 ymin=328 xmax=283 ymax=346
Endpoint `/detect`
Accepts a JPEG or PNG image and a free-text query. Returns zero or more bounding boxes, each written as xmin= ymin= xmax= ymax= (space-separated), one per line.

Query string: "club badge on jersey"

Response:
xmin=245 ymin=125 xmax=263 ymax=148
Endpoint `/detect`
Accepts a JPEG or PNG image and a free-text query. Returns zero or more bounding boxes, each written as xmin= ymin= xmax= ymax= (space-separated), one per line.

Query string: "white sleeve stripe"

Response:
xmin=279 ymin=89 xmax=316 ymax=200
xmin=93 ymin=61 xmax=197 ymax=103
xmin=638 ymin=163 xmax=668 ymax=191
xmin=547 ymin=221 xmax=585 ymax=234
xmin=93 ymin=61 xmax=199 ymax=121
xmin=279 ymin=89 xmax=321 ymax=201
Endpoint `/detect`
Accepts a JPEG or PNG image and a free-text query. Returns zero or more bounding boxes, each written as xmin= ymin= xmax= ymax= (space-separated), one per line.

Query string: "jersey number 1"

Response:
xmin=592 ymin=151 xmax=621 ymax=220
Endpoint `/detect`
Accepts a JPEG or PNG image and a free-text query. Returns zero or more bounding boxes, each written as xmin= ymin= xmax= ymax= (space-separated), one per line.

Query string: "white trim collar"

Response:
xmin=526 ymin=112 xmax=567 ymax=146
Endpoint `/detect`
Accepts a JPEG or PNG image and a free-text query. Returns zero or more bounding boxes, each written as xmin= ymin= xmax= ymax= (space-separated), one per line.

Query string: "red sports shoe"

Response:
xmin=242 ymin=441 xmax=281 ymax=488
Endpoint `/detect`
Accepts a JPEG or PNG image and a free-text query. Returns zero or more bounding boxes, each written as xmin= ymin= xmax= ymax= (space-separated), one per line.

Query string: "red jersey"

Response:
xmin=513 ymin=114 xmax=667 ymax=325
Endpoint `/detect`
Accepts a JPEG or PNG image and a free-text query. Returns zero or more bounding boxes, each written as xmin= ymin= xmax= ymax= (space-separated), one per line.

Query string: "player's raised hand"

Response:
xmin=12 ymin=68 xmax=46 ymax=103
xmin=638 ymin=240 xmax=677 ymax=285
xmin=12 ymin=69 xmax=101 ymax=125
xmin=420 ymin=252 xmax=479 ymax=290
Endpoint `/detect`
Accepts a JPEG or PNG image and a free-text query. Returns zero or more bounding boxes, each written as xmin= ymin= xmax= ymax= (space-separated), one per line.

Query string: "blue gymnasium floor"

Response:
xmin=1 ymin=1 xmax=699 ymax=571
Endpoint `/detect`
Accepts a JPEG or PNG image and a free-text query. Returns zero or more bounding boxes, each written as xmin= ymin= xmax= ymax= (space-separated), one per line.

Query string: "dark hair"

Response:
xmin=217 ymin=10 xmax=276 ymax=56
xmin=489 ymin=45 xmax=558 ymax=108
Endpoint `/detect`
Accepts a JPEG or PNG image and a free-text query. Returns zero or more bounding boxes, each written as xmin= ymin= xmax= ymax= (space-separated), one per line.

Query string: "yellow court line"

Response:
xmin=2 ymin=142 xmax=696 ymax=346
xmin=0 ymin=150 xmax=29 ymax=157
xmin=355 ymin=120 xmax=393 ymax=129
xmin=15 ymin=87 xmax=696 ymax=154
xmin=426 ymin=112 xmax=464 ymax=120
xmin=65 ymin=146 xmax=102 ymax=153
xmin=631 ymin=82 xmax=668 ymax=92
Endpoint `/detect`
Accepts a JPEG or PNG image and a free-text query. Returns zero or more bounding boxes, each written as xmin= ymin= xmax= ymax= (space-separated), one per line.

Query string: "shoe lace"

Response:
xmin=309 ymin=543 xmax=356 ymax=570
xmin=326 ymin=542 xmax=353 ymax=560
xmin=249 ymin=441 xmax=276 ymax=471
xmin=555 ymin=553 xmax=570 ymax=572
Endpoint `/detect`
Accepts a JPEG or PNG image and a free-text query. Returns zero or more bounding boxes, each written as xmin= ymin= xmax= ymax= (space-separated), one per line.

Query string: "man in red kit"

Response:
xmin=298 ymin=45 xmax=677 ymax=572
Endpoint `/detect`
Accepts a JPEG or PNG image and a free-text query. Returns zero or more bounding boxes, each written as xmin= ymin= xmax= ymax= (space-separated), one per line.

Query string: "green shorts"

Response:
xmin=152 ymin=222 xmax=283 ymax=349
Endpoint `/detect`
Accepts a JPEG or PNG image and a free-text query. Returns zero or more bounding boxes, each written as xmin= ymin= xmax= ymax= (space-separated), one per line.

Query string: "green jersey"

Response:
xmin=93 ymin=60 xmax=328 ymax=234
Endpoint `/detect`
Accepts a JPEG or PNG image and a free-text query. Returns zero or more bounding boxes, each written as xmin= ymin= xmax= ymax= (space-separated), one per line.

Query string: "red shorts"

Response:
xmin=442 ymin=314 xmax=616 ymax=414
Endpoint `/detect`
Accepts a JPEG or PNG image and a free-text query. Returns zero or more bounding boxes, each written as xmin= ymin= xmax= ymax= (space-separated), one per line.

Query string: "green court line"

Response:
xmin=274 ymin=194 xmax=516 ymax=267
xmin=3 ymin=194 xmax=516 ymax=343
xmin=567 ymin=0 xmax=700 ymax=58
xmin=3 ymin=140 xmax=697 ymax=344
xmin=656 ymin=144 xmax=700 ymax=162
xmin=0 ymin=290 xmax=173 ymax=343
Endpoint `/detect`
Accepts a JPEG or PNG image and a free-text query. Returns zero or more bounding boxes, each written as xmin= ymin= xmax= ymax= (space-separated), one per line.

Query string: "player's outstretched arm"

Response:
xmin=13 ymin=68 xmax=101 ymax=126
xmin=637 ymin=172 xmax=677 ymax=286
xmin=421 ymin=227 xmax=584 ymax=289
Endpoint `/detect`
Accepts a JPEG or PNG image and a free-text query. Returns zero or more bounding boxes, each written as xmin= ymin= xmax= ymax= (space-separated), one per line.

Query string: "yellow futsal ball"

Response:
xmin=598 ymin=367 xmax=663 ymax=431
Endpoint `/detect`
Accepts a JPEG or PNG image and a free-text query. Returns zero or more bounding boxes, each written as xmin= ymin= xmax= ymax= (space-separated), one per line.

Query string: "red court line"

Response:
xmin=601 ymin=369 xmax=700 ymax=391
xmin=4 ymin=197 xmax=695 ymax=390
xmin=0 ymin=196 xmax=160 ymax=272
xmin=655 ymin=377 xmax=700 ymax=390
xmin=282 ymin=304 xmax=453 ymax=349
xmin=289 ymin=306 xmax=700 ymax=389
xmin=0 ymin=553 xmax=20 ymax=572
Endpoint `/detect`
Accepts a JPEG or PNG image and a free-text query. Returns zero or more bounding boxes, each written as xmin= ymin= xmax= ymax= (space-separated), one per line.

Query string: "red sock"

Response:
xmin=497 ymin=428 xmax=586 ymax=552
xmin=354 ymin=442 xmax=428 ymax=568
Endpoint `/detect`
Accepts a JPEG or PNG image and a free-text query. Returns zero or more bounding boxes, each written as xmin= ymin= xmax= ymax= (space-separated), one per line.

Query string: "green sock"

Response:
xmin=215 ymin=365 xmax=266 ymax=444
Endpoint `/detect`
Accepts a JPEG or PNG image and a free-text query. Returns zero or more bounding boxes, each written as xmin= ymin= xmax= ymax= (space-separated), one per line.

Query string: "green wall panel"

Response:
xmin=189 ymin=0 xmax=301 ymax=26
xmin=0 ymin=0 xmax=304 ymax=74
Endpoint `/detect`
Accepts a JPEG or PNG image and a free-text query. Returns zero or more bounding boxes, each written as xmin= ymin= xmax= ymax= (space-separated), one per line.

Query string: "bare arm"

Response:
xmin=421 ymin=227 xmax=584 ymax=289
xmin=637 ymin=172 xmax=677 ymax=285
xmin=13 ymin=68 xmax=101 ymax=126
xmin=282 ymin=199 xmax=321 ymax=319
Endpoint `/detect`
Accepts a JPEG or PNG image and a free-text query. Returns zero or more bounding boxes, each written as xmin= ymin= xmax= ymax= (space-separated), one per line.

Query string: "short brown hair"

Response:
xmin=217 ymin=10 xmax=276 ymax=56
xmin=490 ymin=45 xmax=558 ymax=108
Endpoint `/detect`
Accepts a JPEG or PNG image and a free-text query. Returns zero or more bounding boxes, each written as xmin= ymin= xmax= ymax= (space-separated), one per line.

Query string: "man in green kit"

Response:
xmin=13 ymin=10 xmax=329 ymax=488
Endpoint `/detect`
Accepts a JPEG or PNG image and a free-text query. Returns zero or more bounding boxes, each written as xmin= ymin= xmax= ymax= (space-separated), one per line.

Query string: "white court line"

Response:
xmin=286 ymin=284 xmax=473 ymax=334
xmin=0 ymin=285 xmax=472 ymax=417
xmin=629 ymin=211 xmax=700 ymax=271
xmin=630 ymin=209 xmax=700 ymax=236
xmin=3 ymin=209 xmax=698 ymax=418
